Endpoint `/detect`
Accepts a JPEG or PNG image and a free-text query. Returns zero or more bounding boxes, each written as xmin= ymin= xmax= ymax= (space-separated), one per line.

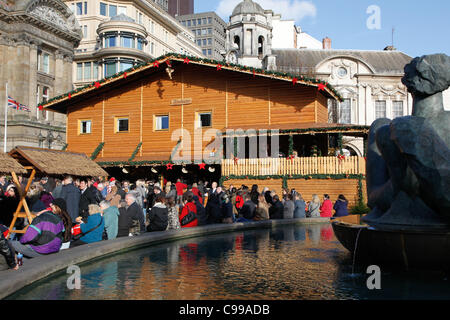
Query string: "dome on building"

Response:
xmin=110 ymin=13 xmax=136 ymax=23
xmin=232 ymin=0 xmax=265 ymax=16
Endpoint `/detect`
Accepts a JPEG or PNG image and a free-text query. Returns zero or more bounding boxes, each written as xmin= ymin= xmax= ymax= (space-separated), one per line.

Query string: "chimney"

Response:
xmin=322 ymin=37 xmax=331 ymax=50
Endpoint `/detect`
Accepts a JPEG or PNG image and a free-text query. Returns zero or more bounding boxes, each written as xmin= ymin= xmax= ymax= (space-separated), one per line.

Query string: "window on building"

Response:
xmin=196 ymin=29 xmax=201 ymax=36
xmin=202 ymin=18 xmax=207 ymax=25
xmin=197 ymin=112 xmax=212 ymax=128
xmin=207 ymin=49 xmax=211 ymax=56
xmin=164 ymin=30 xmax=168 ymax=42
xmin=192 ymin=19 xmax=196 ymax=26
xmin=36 ymin=85 xmax=40 ymax=108
xmin=208 ymin=38 xmax=212 ymax=45
xmin=115 ymin=117 xmax=129 ymax=133
xmin=100 ymin=2 xmax=107 ymax=15
xmin=208 ymin=17 xmax=212 ymax=24
xmin=76 ymin=2 xmax=82 ymax=15
xmin=392 ymin=101 xmax=403 ymax=118
xmin=201 ymin=29 xmax=207 ymax=35
xmin=150 ymin=20 xmax=155 ymax=33
xmin=84 ymin=62 xmax=91 ymax=80
xmin=93 ymin=62 xmax=99 ymax=80
xmin=42 ymin=53 xmax=50 ymax=74
xmin=121 ymin=34 xmax=134 ymax=48
xmin=76 ymin=63 xmax=83 ymax=81
xmin=155 ymin=115 xmax=169 ymax=130
xmin=375 ymin=100 xmax=386 ymax=119
xmin=109 ymin=5 xmax=117 ymax=17
xmin=150 ymin=42 xmax=154 ymax=55
xmin=202 ymin=49 xmax=207 ymax=55
xmin=339 ymin=98 xmax=351 ymax=124
xmin=137 ymin=38 xmax=144 ymax=50
xmin=83 ymin=25 xmax=88 ymax=38
xmin=41 ymin=87 xmax=49 ymax=120
xmin=84 ymin=2 xmax=87 ymax=15
xmin=187 ymin=20 xmax=191 ymax=26
xmin=196 ymin=39 xmax=201 ymax=46
xmin=118 ymin=6 xmax=127 ymax=15
xmin=120 ymin=59 xmax=134 ymax=72
xmin=105 ymin=34 xmax=117 ymax=48
xmin=104 ymin=60 xmax=117 ymax=77
xmin=79 ymin=120 xmax=92 ymax=134
xmin=202 ymin=39 xmax=206 ymax=46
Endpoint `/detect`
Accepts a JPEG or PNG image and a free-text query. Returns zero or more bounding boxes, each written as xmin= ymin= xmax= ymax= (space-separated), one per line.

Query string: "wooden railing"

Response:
xmin=221 ymin=156 xmax=366 ymax=176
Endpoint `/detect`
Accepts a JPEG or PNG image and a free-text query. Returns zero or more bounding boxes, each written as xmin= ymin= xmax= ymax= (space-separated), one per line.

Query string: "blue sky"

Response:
xmin=195 ymin=0 xmax=450 ymax=58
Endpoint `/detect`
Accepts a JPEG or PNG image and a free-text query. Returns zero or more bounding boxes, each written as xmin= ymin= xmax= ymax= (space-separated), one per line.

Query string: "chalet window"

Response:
xmin=375 ymin=100 xmax=386 ymax=119
xmin=115 ymin=117 xmax=129 ymax=133
xmin=79 ymin=120 xmax=92 ymax=134
xmin=155 ymin=115 xmax=169 ymax=131
xmin=197 ymin=112 xmax=212 ymax=128
xmin=392 ymin=101 xmax=403 ymax=118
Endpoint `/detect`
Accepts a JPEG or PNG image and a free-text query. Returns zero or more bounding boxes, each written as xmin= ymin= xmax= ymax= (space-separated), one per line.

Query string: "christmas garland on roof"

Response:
xmin=61 ymin=143 xmax=68 ymax=151
xmin=90 ymin=142 xmax=105 ymax=160
xmin=128 ymin=142 xmax=142 ymax=162
xmin=39 ymin=53 xmax=344 ymax=107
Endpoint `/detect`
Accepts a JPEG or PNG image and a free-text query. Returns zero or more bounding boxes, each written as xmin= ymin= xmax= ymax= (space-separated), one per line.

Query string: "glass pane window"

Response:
xmin=197 ymin=39 xmax=201 ymax=46
xmin=43 ymin=53 xmax=50 ymax=73
xmin=197 ymin=18 xmax=201 ymax=25
xmin=208 ymin=17 xmax=212 ymax=24
xmin=84 ymin=62 xmax=91 ymax=80
xmin=77 ymin=63 xmax=83 ymax=81
xmin=120 ymin=60 xmax=133 ymax=72
xmin=121 ymin=35 xmax=134 ymax=48
xmin=137 ymin=38 xmax=143 ymax=50
xmin=118 ymin=6 xmax=127 ymax=15
xmin=93 ymin=62 xmax=98 ymax=80
xmin=104 ymin=61 xmax=117 ymax=77
xmin=207 ymin=49 xmax=211 ymax=56
xmin=100 ymin=2 xmax=107 ymax=15
xmin=392 ymin=101 xmax=403 ymax=118
xmin=339 ymin=98 xmax=351 ymax=124
xmin=76 ymin=2 xmax=82 ymax=15
xmin=202 ymin=39 xmax=206 ymax=46
xmin=155 ymin=115 xmax=169 ymax=130
xmin=375 ymin=100 xmax=387 ymax=119
xmin=199 ymin=113 xmax=212 ymax=127
xmin=105 ymin=35 xmax=117 ymax=48
xmin=80 ymin=120 xmax=92 ymax=134
xmin=187 ymin=20 xmax=191 ymax=26
xmin=202 ymin=18 xmax=207 ymax=25
xmin=208 ymin=38 xmax=212 ymax=45
xmin=117 ymin=118 xmax=129 ymax=132
xmin=207 ymin=28 xmax=212 ymax=34
xmin=84 ymin=2 xmax=87 ymax=15
xmin=109 ymin=5 xmax=117 ymax=17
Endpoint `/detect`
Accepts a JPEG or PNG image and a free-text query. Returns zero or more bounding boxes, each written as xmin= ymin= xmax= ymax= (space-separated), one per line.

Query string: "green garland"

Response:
xmin=128 ymin=142 xmax=142 ymax=162
xmin=234 ymin=136 xmax=238 ymax=158
xmin=337 ymin=133 xmax=343 ymax=155
xmin=288 ymin=135 xmax=294 ymax=157
xmin=90 ymin=142 xmax=105 ymax=160
xmin=169 ymin=138 xmax=182 ymax=163
xmin=39 ymin=52 xmax=344 ymax=107
xmin=61 ymin=143 xmax=68 ymax=151
xmin=98 ymin=160 xmax=171 ymax=167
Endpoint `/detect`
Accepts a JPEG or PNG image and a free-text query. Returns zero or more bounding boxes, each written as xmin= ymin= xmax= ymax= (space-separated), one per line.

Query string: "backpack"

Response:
xmin=181 ymin=204 xmax=197 ymax=226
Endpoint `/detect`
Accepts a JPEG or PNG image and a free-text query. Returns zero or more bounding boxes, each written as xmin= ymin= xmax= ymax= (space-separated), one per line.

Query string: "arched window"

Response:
xmin=234 ymin=35 xmax=240 ymax=50
xmin=258 ymin=36 xmax=264 ymax=56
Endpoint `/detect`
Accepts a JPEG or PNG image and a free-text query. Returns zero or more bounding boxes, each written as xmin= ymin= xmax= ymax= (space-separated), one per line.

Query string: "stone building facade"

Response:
xmin=0 ymin=0 xmax=82 ymax=152
xmin=176 ymin=11 xmax=226 ymax=60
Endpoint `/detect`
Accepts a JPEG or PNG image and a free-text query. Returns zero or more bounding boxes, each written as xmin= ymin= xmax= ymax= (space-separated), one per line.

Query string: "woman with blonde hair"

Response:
xmin=254 ymin=194 xmax=269 ymax=221
xmin=307 ymin=194 xmax=321 ymax=218
xmin=105 ymin=185 xmax=121 ymax=207
xmin=70 ymin=204 xmax=105 ymax=247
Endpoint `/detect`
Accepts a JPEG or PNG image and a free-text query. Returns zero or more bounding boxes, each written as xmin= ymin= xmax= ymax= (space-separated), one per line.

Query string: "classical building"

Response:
xmin=176 ymin=12 xmax=226 ymax=60
xmin=224 ymin=0 xmax=450 ymax=156
xmin=168 ymin=0 xmax=193 ymax=17
xmin=0 ymin=0 xmax=82 ymax=152
xmin=64 ymin=0 xmax=203 ymax=88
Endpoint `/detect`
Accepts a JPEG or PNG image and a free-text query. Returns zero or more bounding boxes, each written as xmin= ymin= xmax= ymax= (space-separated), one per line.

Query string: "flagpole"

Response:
xmin=4 ymin=82 xmax=7 ymax=153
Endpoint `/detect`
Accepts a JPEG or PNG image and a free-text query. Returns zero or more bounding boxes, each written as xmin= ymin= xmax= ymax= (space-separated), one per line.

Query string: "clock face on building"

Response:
xmin=227 ymin=51 xmax=238 ymax=64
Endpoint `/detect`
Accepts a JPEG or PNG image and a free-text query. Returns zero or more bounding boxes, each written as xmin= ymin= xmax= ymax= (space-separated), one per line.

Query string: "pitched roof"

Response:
xmin=272 ymin=49 xmax=413 ymax=75
xmin=9 ymin=146 xmax=108 ymax=177
xmin=0 ymin=152 xmax=27 ymax=174
xmin=41 ymin=53 xmax=343 ymax=114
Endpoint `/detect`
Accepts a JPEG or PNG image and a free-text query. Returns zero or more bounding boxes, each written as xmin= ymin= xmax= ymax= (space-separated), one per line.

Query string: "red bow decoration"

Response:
xmin=166 ymin=60 xmax=172 ymax=67
xmin=68 ymin=93 xmax=72 ymax=99
xmin=253 ymin=69 xmax=256 ymax=77
xmin=166 ymin=163 xmax=173 ymax=170
xmin=216 ymin=64 xmax=222 ymax=71
xmin=153 ymin=60 xmax=160 ymax=68
xmin=123 ymin=72 xmax=127 ymax=79
xmin=292 ymin=77 xmax=298 ymax=85
xmin=287 ymin=155 xmax=295 ymax=161
xmin=233 ymin=156 xmax=239 ymax=165
xmin=318 ymin=83 xmax=326 ymax=91
xmin=337 ymin=154 xmax=345 ymax=161
xmin=94 ymin=82 xmax=101 ymax=89
xmin=38 ymin=105 xmax=43 ymax=111
xmin=183 ymin=57 xmax=190 ymax=64
xmin=198 ymin=163 xmax=206 ymax=170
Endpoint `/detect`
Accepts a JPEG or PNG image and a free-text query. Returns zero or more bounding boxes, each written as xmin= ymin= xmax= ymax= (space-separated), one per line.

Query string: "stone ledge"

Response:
xmin=0 ymin=217 xmax=329 ymax=299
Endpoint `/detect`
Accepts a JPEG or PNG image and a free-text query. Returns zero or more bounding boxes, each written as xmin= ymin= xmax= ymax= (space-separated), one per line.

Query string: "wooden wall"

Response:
xmin=222 ymin=178 xmax=367 ymax=208
xmin=66 ymin=64 xmax=330 ymax=161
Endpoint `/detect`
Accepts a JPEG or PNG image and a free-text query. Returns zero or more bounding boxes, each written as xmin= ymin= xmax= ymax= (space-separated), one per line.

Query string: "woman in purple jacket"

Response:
xmin=333 ymin=194 xmax=349 ymax=217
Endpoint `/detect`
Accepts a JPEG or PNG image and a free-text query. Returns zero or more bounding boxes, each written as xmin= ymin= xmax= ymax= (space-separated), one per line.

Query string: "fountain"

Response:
xmin=332 ymin=53 xmax=450 ymax=271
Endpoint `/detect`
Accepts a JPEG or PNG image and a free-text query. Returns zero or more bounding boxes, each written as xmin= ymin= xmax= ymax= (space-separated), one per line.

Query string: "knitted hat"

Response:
xmin=52 ymin=198 xmax=67 ymax=212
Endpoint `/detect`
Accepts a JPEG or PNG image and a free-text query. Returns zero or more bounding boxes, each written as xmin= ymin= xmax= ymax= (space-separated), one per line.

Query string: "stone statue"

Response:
xmin=363 ymin=54 xmax=450 ymax=230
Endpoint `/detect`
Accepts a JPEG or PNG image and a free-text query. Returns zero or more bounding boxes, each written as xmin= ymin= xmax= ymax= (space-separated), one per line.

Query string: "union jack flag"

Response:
xmin=8 ymin=96 xmax=31 ymax=112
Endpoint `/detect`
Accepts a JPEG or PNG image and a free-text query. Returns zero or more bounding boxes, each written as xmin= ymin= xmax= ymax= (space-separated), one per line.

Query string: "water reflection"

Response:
xmin=7 ymin=223 xmax=450 ymax=300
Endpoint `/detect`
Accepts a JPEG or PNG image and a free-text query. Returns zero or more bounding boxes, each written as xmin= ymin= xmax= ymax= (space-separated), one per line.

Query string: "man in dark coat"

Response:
xmin=205 ymin=185 xmax=222 ymax=224
xmin=239 ymin=194 xmax=256 ymax=220
xmin=117 ymin=193 xmax=145 ymax=237
xmin=269 ymin=195 xmax=284 ymax=220
xmin=193 ymin=195 xmax=208 ymax=226
xmin=60 ymin=176 xmax=80 ymax=223
xmin=78 ymin=179 xmax=98 ymax=220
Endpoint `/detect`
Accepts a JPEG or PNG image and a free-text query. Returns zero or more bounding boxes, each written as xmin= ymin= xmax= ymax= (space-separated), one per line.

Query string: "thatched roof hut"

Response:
xmin=0 ymin=152 xmax=27 ymax=175
xmin=8 ymin=146 xmax=108 ymax=177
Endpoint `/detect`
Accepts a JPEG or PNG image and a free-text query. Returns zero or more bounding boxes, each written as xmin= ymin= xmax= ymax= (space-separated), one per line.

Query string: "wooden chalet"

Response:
xmin=41 ymin=54 xmax=368 ymax=206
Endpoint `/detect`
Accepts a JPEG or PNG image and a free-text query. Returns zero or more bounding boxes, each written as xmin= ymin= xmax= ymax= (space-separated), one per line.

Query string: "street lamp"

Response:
xmin=47 ymin=130 xmax=54 ymax=149
xmin=38 ymin=131 xmax=45 ymax=148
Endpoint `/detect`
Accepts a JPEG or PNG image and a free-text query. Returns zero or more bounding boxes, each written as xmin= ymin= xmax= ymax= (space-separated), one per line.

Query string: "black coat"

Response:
xmin=117 ymin=202 xmax=145 ymax=237
xmin=194 ymin=195 xmax=208 ymax=226
xmin=240 ymin=200 xmax=256 ymax=220
xmin=79 ymin=187 xmax=98 ymax=219
xmin=264 ymin=191 xmax=273 ymax=205
xmin=147 ymin=205 xmax=168 ymax=232
xmin=221 ymin=201 xmax=233 ymax=220
xmin=269 ymin=200 xmax=284 ymax=219
xmin=61 ymin=183 xmax=81 ymax=221
xmin=206 ymin=191 xmax=222 ymax=224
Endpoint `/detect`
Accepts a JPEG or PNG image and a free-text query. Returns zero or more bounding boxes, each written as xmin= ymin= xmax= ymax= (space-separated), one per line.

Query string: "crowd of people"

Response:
xmin=0 ymin=174 xmax=349 ymax=271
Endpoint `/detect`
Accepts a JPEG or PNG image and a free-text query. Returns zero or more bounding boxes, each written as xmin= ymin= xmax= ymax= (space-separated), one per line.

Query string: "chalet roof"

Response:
xmin=272 ymin=49 xmax=413 ymax=75
xmin=0 ymin=152 xmax=27 ymax=174
xmin=40 ymin=53 xmax=343 ymax=114
xmin=9 ymin=146 xmax=108 ymax=177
